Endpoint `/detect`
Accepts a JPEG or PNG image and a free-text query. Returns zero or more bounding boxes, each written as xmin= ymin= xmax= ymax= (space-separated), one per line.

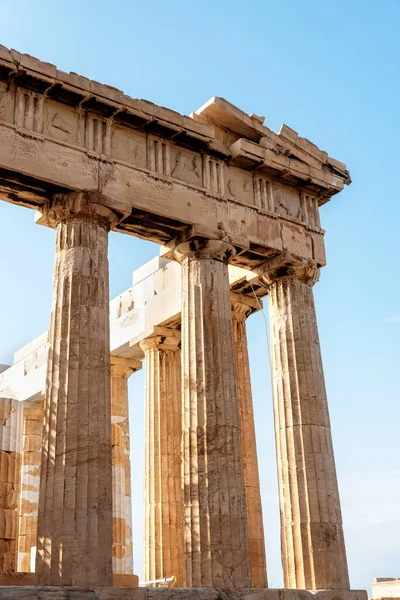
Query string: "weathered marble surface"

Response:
xmin=0 ymin=43 xmax=359 ymax=598
xmin=0 ymin=45 xmax=349 ymax=273
xmin=0 ymin=586 xmax=369 ymax=600
xmin=140 ymin=329 xmax=184 ymax=586
xmin=0 ymin=398 xmax=23 ymax=572
xmin=174 ymin=239 xmax=250 ymax=588
xmin=18 ymin=400 xmax=43 ymax=572
xmin=0 ymin=258 xmax=259 ymax=403
xmin=111 ymin=358 xmax=141 ymax=576
xmin=36 ymin=192 xmax=117 ymax=586
xmin=372 ymin=577 xmax=400 ymax=600
xmin=231 ymin=295 xmax=267 ymax=588
xmin=261 ymin=255 xmax=349 ymax=590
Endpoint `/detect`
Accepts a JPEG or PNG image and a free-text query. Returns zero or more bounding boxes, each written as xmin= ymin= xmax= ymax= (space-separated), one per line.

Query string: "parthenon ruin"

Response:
xmin=0 ymin=45 xmax=367 ymax=600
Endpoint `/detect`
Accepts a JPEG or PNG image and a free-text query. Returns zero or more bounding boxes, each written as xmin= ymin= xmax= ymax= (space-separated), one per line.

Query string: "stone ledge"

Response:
xmin=114 ymin=575 xmax=139 ymax=588
xmin=0 ymin=587 xmax=368 ymax=600
xmin=0 ymin=572 xmax=139 ymax=588
xmin=0 ymin=572 xmax=35 ymax=586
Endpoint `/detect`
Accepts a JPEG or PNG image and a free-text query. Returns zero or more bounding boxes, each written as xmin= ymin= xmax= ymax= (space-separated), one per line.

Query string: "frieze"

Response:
xmin=84 ymin=113 xmax=111 ymax=156
xmin=0 ymin=82 xmax=326 ymax=241
xmin=14 ymin=88 xmax=44 ymax=134
xmin=0 ymin=82 xmax=338 ymax=233
xmin=111 ymin=125 xmax=146 ymax=170
xmin=44 ymin=99 xmax=83 ymax=145
xmin=301 ymin=193 xmax=321 ymax=229
xmin=253 ymin=177 xmax=273 ymax=211
xmin=0 ymin=81 xmax=13 ymax=124
xmin=169 ymin=147 xmax=202 ymax=188
xmin=147 ymin=135 xmax=171 ymax=176
xmin=226 ymin=168 xmax=253 ymax=206
xmin=202 ymin=155 xmax=225 ymax=194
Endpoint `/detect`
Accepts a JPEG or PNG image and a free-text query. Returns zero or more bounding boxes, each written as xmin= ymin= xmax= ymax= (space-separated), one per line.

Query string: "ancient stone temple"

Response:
xmin=0 ymin=45 xmax=367 ymax=600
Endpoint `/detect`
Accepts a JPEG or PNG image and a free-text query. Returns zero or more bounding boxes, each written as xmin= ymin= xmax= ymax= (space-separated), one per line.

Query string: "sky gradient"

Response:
xmin=0 ymin=0 xmax=399 ymax=591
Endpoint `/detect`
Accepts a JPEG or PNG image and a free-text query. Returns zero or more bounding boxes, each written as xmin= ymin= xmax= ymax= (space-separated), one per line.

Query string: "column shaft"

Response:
xmin=232 ymin=297 xmax=267 ymax=588
xmin=36 ymin=193 xmax=115 ymax=586
xmin=267 ymin=270 xmax=349 ymax=589
xmin=110 ymin=357 xmax=140 ymax=575
xmin=18 ymin=399 xmax=43 ymax=572
xmin=175 ymin=239 xmax=250 ymax=588
xmin=0 ymin=398 xmax=23 ymax=573
xmin=141 ymin=331 xmax=183 ymax=586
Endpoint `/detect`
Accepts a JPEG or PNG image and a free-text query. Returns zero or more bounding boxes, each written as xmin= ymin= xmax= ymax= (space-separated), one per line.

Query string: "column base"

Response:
xmin=0 ymin=585 xmax=368 ymax=600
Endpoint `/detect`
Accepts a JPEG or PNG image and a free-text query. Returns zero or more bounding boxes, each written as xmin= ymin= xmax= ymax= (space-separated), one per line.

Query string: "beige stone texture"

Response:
xmin=0 ymin=571 xmax=35 ymax=586
xmin=0 ymin=332 xmax=49 ymax=404
xmin=18 ymin=399 xmax=43 ymax=573
xmin=0 ymin=46 xmax=349 ymax=277
xmin=372 ymin=578 xmax=400 ymax=599
xmin=139 ymin=328 xmax=184 ymax=586
xmin=260 ymin=254 xmax=349 ymax=590
xmin=0 ymin=397 xmax=23 ymax=572
xmin=0 ymin=588 xmax=369 ymax=600
xmin=110 ymin=356 xmax=141 ymax=575
xmin=0 ymin=256 xmax=260 ymax=408
xmin=173 ymin=238 xmax=250 ymax=588
xmin=36 ymin=192 xmax=117 ymax=586
xmin=231 ymin=294 xmax=267 ymax=588
xmin=0 ymin=45 xmax=358 ymax=594
xmin=113 ymin=573 xmax=139 ymax=587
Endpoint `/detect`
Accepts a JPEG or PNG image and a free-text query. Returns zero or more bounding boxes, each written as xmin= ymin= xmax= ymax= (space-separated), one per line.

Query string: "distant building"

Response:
xmin=372 ymin=578 xmax=400 ymax=599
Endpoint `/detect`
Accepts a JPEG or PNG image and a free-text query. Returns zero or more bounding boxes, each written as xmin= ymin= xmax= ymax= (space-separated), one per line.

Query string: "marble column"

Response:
xmin=110 ymin=356 xmax=141 ymax=576
xmin=139 ymin=328 xmax=184 ymax=586
xmin=18 ymin=398 xmax=44 ymax=573
xmin=260 ymin=255 xmax=350 ymax=590
xmin=173 ymin=238 xmax=250 ymax=588
xmin=0 ymin=397 xmax=23 ymax=573
xmin=231 ymin=293 xmax=267 ymax=588
xmin=36 ymin=191 xmax=117 ymax=586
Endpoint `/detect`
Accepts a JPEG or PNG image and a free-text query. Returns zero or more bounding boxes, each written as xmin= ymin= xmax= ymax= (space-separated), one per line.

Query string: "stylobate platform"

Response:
xmin=0 ymin=588 xmax=368 ymax=600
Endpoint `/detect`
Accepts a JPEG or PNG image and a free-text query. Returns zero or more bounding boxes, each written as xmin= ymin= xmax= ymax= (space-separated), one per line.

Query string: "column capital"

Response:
xmin=139 ymin=327 xmax=180 ymax=353
xmin=231 ymin=292 xmax=261 ymax=320
xmin=259 ymin=252 xmax=320 ymax=288
xmin=173 ymin=238 xmax=236 ymax=264
xmin=36 ymin=191 xmax=119 ymax=231
xmin=161 ymin=224 xmax=248 ymax=264
xmin=110 ymin=356 xmax=142 ymax=379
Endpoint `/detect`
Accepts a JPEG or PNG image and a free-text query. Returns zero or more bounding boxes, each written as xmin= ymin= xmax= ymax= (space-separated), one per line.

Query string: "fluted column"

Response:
xmin=110 ymin=356 xmax=141 ymax=576
xmin=260 ymin=254 xmax=349 ymax=590
xmin=18 ymin=398 xmax=44 ymax=573
xmin=36 ymin=191 xmax=117 ymax=586
xmin=139 ymin=328 xmax=183 ymax=586
xmin=0 ymin=397 xmax=23 ymax=573
xmin=231 ymin=293 xmax=267 ymax=588
xmin=173 ymin=238 xmax=250 ymax=588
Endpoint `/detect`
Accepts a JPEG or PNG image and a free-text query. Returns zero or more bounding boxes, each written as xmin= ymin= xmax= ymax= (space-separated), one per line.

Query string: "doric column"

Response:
xmin=139 ymin=328 xmax=183 ymax=586
xmin=231 ymin=293 xmax=267 ymax=588
xmin=110 ymin=356 xmax=141 ymax=576
xmin=0 ymin=397 xmax=23 ymax=573
xmin=260 ymin=254 xmax=350 ymax=590
xmin=36 ymin=191 xmax=117 ymax=586
xmin=18 ymin=398 xmax=44 ymax=573
xmin=173 ymin=238 xmax=250 ymax=588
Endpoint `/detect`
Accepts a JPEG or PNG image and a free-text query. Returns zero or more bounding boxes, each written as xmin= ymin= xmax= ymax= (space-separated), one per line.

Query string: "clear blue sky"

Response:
xmin=0 ymin=0 xmax=399 ymax=591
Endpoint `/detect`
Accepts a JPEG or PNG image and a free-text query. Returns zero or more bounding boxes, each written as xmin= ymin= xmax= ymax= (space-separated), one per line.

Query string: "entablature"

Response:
xmin=0 ymin=45 xmax=350 ymax=270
